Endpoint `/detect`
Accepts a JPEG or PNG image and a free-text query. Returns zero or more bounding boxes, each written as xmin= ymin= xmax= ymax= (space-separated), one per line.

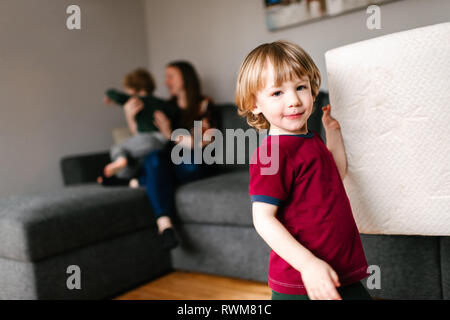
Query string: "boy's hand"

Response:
xmin=301 ymin=257 xmax=342 ymax=300
xmin=103 ymin=96 xmax=113 ymax=105
xmin=322 ymin=104 xmax=341 ymax=131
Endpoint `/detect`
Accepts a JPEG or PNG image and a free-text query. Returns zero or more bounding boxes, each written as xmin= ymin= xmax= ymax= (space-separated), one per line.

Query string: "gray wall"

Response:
xmin=144 ymin=0 xmax=450 ymax=103
xmin=0 ymin=0 xmax=148 ymax=196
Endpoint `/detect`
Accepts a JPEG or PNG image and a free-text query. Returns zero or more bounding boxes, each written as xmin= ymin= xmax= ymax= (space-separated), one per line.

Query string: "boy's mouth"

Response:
xmin=284 ymin=111 xmax=305 ymax=119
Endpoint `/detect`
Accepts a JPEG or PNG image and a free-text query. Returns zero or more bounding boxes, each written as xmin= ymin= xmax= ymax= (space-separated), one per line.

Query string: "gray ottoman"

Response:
xmin=0 ymin=185 xmax=171 ymax=299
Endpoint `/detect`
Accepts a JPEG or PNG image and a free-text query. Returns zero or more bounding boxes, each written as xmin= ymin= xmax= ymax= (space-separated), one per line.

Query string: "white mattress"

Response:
xmin=325 ymin=23 xmax=450 ymax=235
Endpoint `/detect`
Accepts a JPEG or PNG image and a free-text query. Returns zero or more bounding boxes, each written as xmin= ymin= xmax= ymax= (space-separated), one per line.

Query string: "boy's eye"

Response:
xmin=297 ymin=85 xmax=307 ymax=91
xmin=272 ymin=91 xmax=282 ymax=97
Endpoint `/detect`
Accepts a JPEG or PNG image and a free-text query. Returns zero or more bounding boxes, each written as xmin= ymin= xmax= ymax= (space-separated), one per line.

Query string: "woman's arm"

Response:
xmin=123 ymin=97 xmax=144 ymax=136
xmin=154 ymin=110 xmax=195 ymax=149
xmin=253 ymin=202 xmax=342 ymax=300
xmin=125 ymin=112 xmax=138 ymax=136
xmin=154 ymin=98 xmax=216 ymax=149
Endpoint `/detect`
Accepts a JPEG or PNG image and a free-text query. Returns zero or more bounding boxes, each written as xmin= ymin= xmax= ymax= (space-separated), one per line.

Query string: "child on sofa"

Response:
xmin=99 ymin=68 xmax=178 ymax=185
xmin=235 ymin=40 xmax=371 ymax=300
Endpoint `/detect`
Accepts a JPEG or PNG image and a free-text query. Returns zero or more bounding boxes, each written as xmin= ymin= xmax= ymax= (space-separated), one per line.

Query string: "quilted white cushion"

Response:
xmin=325 ymin=23 xmax=450 ymax=235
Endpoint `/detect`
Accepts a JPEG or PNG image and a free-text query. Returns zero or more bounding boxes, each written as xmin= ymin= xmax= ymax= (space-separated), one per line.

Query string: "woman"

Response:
xmin=124 ymin=61 xmax=217 ymax=250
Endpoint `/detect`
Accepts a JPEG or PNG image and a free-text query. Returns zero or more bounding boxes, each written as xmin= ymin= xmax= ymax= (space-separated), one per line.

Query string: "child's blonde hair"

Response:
xmin=235 ymin=40 xmax=321 ymax=130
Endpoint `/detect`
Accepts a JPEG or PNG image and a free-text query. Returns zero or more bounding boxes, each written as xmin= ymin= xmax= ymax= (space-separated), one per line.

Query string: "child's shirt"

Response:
xmin=106 ymin=89 xmax=179 ymax=133
xmin=249 ymin=129 xmax=368 ymax=295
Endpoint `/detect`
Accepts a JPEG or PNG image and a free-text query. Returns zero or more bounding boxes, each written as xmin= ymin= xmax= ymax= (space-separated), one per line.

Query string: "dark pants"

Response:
xmin=271 ymin=281 xmax=372 ymax=300
xmin=138 ymin=146 xmax=214 ymax=219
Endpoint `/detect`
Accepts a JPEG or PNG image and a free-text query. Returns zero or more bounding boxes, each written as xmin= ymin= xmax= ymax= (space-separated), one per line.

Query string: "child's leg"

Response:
xmin=124 ymin=132 xmax=167 ymax=159
xmin=111 ymin=132 xmax=167 ymax=180
xmin=100 ymin=143 xmax=130 ymax=179
xmin=110 ymin=143 xmax=126 ymax=162
xmin=114 ymin=157 xmax=139 ymax=180
xmin=104 ymin=156 xmax=128 ymax=177
xmin=105 ymin=132 xmax=163 ymax=180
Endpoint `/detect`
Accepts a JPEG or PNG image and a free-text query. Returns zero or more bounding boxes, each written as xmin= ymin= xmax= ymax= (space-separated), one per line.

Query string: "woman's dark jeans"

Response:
xmin=138 ymin=147 xmax=213 ymax=219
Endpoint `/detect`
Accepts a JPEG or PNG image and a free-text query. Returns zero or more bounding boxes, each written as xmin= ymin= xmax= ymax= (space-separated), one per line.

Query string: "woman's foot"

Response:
xmin=104 ymin=157 xmax=128 ymax=177
xmin=157 ymin=216 xmax=173 ymax=232
xmin=157 ymin=216 xmax=178 ymax=250
xmin=160 ymin=228 xmax=179 ymax=250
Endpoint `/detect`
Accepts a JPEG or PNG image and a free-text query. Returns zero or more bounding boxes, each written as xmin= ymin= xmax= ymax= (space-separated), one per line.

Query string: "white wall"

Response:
xmin=0 ymin=0 xmax=148 ymax=196
xmin=144 ymin=0 xmax=450 ymax=103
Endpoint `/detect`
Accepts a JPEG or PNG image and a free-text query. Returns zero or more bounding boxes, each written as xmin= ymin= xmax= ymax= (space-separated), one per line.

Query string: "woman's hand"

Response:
xmin=300 ymin=256 xmax=342 ymax=300
xmin=322 ymin=104 xmax=341 ymax=132
xmin=199 ymin=117 xmax=215 ymax=147
xmin=124 ymin=97 xmax=144 ymax=118
xmin=123 ymin=97 xmax=143 ymax=135
xmin=154 ymin=110 xmax=172 ymax=140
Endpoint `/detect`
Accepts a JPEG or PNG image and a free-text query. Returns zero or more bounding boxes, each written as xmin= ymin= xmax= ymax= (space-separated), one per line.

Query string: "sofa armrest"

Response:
xmin=60 ymin=151 xmax=111 ymax=186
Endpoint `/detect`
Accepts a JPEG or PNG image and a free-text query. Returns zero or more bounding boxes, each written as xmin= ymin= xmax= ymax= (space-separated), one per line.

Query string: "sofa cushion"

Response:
xmin=441 ymin=237 xmax=450 ymax=300
xmin=212 ymin=104 xmax=256 ymax=173
xmin=61 ymin=152 xmax=111 ymax=186
xmin=360 ymin=234 xmax=442 ymax=299
xmin=175 ymin=171 xmax=252 ymax=227
xmin=171 ymin=223 xmax=270 ymax=283
xmin=0 ymin=185 xmax=154 ymax=262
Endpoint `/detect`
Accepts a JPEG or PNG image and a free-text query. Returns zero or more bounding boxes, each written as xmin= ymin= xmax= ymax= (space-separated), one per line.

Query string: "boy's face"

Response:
xmin=125 ymin=87 xmax=137 ymax=96
xmin=252 ymin=61 xmax=314 ymax=135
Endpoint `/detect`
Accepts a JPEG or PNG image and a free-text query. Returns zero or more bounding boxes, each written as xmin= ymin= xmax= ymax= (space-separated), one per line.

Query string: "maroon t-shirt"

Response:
xmin=249 ymin=129 xmax=368 ymax=295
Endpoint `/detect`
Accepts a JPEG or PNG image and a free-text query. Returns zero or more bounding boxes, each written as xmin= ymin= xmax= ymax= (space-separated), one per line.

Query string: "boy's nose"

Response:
xmin=288 ymin=94 xmax=301 ymax=108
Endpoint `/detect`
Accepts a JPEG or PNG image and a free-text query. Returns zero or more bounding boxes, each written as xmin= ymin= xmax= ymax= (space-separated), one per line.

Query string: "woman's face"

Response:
xmin=165 ymin=66 xmax=184 ymax=96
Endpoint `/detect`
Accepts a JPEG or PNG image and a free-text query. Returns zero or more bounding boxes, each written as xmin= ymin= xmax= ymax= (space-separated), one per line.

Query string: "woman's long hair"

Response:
xmin=167 ymin=61 xmax=203 ymax=128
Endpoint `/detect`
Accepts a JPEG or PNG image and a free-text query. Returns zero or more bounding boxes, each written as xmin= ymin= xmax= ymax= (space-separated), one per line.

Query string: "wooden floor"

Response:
xmin=115 ymin=271 xmax=271 ymax=300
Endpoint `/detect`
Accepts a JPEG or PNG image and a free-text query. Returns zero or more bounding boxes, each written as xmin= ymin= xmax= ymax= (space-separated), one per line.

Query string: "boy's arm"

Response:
xmin=321 ymin=104 xmax=347 ymax=180
xmin=252 ymin=202 xmax=342 ymax=300
xmin=252 ymin=202 xmax=316 ymax=271
xmin=105 ymin=89 xmax=131 ymax=106
xmin=325 ymin=127 xmax=347 ymax=180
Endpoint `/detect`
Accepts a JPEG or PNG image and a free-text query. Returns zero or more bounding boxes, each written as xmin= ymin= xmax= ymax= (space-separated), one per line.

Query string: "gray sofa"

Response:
xmin=0 ymin=186 xmax=171 ymax=299
xmin=1 ymin=96 xmax=448 ymax=299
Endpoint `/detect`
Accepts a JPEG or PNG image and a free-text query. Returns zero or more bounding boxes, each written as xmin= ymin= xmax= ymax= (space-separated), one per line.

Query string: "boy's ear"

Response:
xmin=251 ymin=104 xmax=262 ymax=115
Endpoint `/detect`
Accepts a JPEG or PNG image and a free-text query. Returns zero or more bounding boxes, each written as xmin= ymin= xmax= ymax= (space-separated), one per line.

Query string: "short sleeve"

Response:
xmin=249 ymin=142 xmax=295 ymax=206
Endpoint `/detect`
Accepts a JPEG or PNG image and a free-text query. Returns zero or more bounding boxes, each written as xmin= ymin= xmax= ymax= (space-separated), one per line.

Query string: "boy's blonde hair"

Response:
xmin=235 ymin=40 xmax=321 ymax=130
